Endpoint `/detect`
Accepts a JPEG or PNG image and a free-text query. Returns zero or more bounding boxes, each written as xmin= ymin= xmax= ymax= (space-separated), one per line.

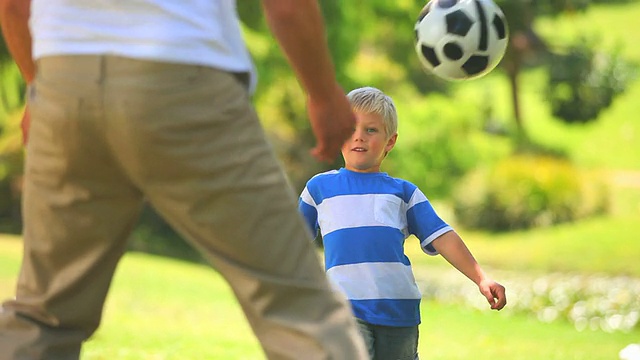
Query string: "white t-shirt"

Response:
xmin=30 ymin=0 xmax=256 ymax=90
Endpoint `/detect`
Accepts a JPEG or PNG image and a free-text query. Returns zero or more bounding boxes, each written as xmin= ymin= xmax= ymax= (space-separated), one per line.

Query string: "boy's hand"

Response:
xmin=479 ymin=279 xmax=507 ymax=310
xmin=307 ymin=91 xmax=355 ymax=162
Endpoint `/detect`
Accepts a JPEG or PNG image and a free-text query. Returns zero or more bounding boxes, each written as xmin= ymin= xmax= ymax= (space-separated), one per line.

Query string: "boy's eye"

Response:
xmin=366 ymin=128 xmax=378 ymax=133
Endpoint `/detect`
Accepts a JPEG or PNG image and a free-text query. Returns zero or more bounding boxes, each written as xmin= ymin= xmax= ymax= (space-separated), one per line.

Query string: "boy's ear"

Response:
xmin=385 ymin=133 xmax=398 ymax=152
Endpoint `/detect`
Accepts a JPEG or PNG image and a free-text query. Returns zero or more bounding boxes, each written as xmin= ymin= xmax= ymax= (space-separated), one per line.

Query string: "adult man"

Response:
xmin=0 ymin=0 xmax=368 ymax=359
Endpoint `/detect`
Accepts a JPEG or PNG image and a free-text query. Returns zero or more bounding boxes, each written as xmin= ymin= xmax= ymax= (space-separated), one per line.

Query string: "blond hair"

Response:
xmin=346 ymin=87 xmax=398 ymax=138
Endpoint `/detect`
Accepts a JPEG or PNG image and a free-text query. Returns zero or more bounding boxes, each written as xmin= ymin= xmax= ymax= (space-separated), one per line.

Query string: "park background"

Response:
xmin=0 ymin=0 xmax=639 ymax=359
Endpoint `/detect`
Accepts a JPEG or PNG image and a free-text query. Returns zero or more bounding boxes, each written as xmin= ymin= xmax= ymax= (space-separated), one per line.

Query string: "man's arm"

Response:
xmin=261 ymin=0 xmax=354 ymax=162
xmin=432 ymin=231 xmax=507 ymax=310
xmin=1 ymin=0 xmax=33 ymax=144
xmin=0 ymin=0 xmax=34 ymax=83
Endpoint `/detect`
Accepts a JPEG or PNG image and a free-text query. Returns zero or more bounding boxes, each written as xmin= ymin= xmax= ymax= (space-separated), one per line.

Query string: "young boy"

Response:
xmin=298 ymin=87 xmax=507 ymax=360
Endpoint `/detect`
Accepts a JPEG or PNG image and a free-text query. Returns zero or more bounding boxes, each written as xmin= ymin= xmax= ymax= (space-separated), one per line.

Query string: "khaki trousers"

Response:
xmin=0 ymin=56 xmax=367 ymax=360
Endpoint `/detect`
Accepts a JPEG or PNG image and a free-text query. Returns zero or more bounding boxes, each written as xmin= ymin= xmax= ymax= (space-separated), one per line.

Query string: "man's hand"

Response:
xmin=479 ymin=279 xmax=507 ymax=310
xmin=307 ymin=91 xmax=355 ymax=162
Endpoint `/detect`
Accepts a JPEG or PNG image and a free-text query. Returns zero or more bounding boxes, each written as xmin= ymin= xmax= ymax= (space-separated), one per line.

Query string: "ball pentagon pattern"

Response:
xmin=415 ymin=0 xmax=509 ymax=81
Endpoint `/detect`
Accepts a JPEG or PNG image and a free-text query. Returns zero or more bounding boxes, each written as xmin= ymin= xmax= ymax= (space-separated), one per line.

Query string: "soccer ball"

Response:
xmin=414 ymin=0 xmax=509 ymax=81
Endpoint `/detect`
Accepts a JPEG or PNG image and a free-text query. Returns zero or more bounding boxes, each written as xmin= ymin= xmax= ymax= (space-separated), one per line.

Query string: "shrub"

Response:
xmin=387 ymin=93 xmax=510 ymax=199
xmin=547 ymin=37 xmax=637 ymax=124
xmin=453 ymin=156 xmax=608 ymax=231
xmin=127 ymin=205 xmax=205 ymax=263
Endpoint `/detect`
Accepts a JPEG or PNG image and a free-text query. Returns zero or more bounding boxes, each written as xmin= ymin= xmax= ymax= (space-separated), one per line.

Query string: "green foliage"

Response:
xmin=0 ymin=1 xmax=638 ymax=259
xmin=547 ymin=38 xmax=637 ymax=123
xmin=0 ymin=63 xmax=25 ymax=233
xmin=0 ymin=62 xmax=24 ymax=122
xmin=0 ymin=35 xmax=12 ymax=63
xmin=387 ymin=94 xmax=482 ymax=198
xmin=236 ymin=0 xmax=263 ymax=31
xmin=128 ymin=205 xmax=205 ymax=263
xmin=452 ymin=156 xmax=608 ymax=231
xmin=533 ymin=0 xmax=591 ymax=15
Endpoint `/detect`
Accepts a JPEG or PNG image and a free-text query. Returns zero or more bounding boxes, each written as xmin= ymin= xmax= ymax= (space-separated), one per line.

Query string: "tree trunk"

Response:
xmin=508 ymin=69 xmax=526 ymax=140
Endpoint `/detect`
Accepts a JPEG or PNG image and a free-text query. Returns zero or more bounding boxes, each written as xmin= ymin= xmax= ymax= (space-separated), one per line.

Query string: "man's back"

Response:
xmin=30 ymin=0 xmax=254 ymax=79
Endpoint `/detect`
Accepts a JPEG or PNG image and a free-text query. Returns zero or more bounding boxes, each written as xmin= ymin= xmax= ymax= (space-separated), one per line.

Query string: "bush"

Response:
xmin=547 ymin=37 xmax=637 ymax=124
xmin=127 ymin=205 xmax=205 ymax=263
xmin=387 ymin=93 xmax=510 ymax=199
xmin=453 ymin=156 xmax=608 ymax=231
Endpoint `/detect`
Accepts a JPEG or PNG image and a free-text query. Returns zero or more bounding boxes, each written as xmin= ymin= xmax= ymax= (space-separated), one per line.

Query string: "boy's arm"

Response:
xmin=432 ymin=231 xmax=507 ymax=310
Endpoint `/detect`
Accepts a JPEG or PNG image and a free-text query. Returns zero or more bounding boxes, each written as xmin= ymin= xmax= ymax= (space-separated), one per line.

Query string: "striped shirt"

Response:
xmin=298 ymin=168 xmax=453 ymax=326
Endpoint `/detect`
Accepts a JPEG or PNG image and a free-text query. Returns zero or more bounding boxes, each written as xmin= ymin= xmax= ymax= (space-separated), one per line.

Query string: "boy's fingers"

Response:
xmin=481 ymin=284 xmax=507 ymax=311
xmin=489 ymin=286 xmax=507 ymax=310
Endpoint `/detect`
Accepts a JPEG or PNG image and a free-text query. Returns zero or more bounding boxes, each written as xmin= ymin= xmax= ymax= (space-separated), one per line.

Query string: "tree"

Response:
xmin=495 ymin=0 xmax=635 ymax=140
xmin=0 ymin=35 xmax=25 ymax=232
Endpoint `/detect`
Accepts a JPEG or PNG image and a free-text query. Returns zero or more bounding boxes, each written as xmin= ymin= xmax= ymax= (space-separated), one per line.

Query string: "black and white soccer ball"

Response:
xmin=415 ymin=0 xmax=509 ymax=81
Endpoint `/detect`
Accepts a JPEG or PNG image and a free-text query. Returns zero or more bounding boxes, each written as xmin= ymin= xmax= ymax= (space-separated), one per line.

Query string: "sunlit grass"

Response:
xmin=82 ymin=254 xmax=263 ymax=360
xmin=1 ymin=238 xmax=636 ymax=360
xmin=413 ymin=179 xmax=640 ymax=277
xmin=420 ymin=300 xmax=638 ymax=360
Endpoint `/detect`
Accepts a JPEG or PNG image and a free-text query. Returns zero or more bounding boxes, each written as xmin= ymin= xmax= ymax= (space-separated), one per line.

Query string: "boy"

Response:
xmin=298 ymin=87 xmax=507 ymax=360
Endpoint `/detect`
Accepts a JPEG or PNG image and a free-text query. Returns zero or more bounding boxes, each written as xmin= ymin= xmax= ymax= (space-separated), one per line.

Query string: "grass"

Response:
xmin=408 ymin=178 xmax=640 ymax=278
xmin=421 ymin=301 xmax=638 ymax=360
xmin=82 ymin=254 xmax=264 ymax=360
xmin=0 ymin=236 xmax=636 ymax=360
xmin=407 ymin=214 xmax=640 ymax=277
xmin=460 ymin=215 xmax=640 ymax=276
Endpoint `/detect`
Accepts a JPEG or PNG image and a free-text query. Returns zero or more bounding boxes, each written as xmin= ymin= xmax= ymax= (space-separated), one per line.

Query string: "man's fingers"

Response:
xmin=311 ymin=138 xmax=345 ymax=162
xmin=310 ymin=145 xmax=336 ymax=163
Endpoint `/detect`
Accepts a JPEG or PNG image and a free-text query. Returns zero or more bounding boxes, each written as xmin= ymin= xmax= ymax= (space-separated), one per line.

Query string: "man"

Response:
xmin=0 ymin=0 xmax=368 ymax=359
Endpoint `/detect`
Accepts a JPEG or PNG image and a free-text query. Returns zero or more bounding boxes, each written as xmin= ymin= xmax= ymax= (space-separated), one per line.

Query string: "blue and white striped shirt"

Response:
xmin=298 ymin=168 xmax=453 ymax=327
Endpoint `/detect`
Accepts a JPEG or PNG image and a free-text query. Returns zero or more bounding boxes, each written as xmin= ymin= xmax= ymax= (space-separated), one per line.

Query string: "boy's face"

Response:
xmin=341 ymin=111 xmax=397 ymax=173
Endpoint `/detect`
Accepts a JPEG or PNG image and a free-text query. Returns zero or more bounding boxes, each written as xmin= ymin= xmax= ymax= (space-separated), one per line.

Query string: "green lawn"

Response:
xmin=459 ymin=216 xmax=640 ymax=276
xmin=409 ymin=179 xmax=640 ymax=278
xmin=0 ymin=238 xmax=636 ymax=360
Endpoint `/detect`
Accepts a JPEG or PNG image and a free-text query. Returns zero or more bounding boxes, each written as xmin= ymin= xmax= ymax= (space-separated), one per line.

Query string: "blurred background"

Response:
xmin=0 ymin=1 xmax=639 ymax=359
